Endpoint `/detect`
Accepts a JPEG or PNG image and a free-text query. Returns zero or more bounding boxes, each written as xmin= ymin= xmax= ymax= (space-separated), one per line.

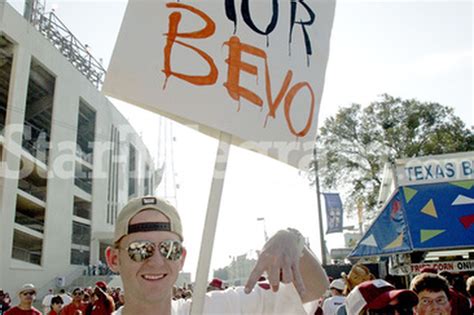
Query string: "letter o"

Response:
xmin=284 ymin=81 xmax=315 ymax=137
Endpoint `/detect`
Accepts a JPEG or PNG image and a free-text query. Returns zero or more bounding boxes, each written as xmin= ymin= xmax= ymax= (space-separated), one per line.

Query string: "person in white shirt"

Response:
xmin=58 ymin=289 xmax=72 ymax=306
xmin=322 ymin=279 xmax=345 ymax=315
xmin=42 ymin=289 xmax=54 ymax=314
xmin=106 ymin=196 xmax=329 ymax=315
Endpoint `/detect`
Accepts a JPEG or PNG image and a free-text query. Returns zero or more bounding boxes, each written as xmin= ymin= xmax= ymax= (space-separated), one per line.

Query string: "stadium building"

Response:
xmin=0 ymin=1 xmax=157 ymax=293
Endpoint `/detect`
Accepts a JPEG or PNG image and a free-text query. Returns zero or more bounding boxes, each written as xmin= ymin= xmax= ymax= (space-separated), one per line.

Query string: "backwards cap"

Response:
xmin=114 ymin=196 xmax=183 ymax=242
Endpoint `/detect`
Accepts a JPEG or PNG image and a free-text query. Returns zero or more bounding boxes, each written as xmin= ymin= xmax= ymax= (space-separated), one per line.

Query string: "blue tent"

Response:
xmin=349 ymin=180 xmax=474 ymax=258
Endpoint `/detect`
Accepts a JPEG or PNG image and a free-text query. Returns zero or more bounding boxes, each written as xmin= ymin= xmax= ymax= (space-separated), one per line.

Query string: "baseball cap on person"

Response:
xmin=17 ymin=283 xmax=37 ymax=296
xmin=419 ymin=267 xmax=437 ymax=274
xmin=95 ymin=281 xmax=107 ymax=290
xmin=209 ymin=278 xmax=224 ymax=289
xmin=114 ymin=196 xmax=183 ymax=243
xmin=329 ymin=279 xmax=345 ymax=291
xmin=345 ymin=279 xmax=418 ymax=315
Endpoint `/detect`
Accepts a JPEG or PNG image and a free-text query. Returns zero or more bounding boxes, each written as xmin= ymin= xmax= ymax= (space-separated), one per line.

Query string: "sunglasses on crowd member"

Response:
xmin=22 ymin=291 xmax=35 ymax=296
xmin=367 ymin=305 xmax=414 ymax=315
xmin=72 ymin=290 xmax=84 ymax=296
xmin=123 ymin=239 xmax=183 ymax=262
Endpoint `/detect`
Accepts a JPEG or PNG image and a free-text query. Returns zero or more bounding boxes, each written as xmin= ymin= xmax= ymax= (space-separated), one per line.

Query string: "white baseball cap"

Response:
xmin=329 ymin=278 xmax=345 ymax=291
xmin=114 ymin=196 xmax=183 ymax=242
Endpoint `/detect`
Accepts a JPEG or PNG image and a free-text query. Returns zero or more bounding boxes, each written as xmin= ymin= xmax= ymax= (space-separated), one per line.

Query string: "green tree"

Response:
xmin=312 ymin=94 xmax=474 ymax=219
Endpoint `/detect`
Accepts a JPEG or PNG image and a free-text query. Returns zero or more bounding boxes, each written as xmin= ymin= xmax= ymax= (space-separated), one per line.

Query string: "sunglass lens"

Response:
xmin=128 ymin=241 xmax=155 ymax=262
xmin=159 ymin=240 xmax=183 ymax=261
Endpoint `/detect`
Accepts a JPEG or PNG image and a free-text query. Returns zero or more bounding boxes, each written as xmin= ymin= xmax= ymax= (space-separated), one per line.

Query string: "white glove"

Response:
xmin=244 ymin=229 xmax=306 ymax=296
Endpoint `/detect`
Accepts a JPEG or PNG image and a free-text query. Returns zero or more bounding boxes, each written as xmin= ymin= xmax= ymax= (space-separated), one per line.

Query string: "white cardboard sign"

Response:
xmin=104 ymin=0 xmax=335 ymax=168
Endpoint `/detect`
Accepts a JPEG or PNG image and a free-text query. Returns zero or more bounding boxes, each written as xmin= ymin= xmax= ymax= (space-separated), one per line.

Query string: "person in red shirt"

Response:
xmin=60 ymin=289 xmax=87 ymax=315
xmin=4 ymin=284 xmax=41 ymax=315
xmin=89 ymin=282 xmax=114 ymax=315
xmin=0 ymin=289 xmax=11 ymax=315
xmin=47 ymin=296 xmax=63 ymax=315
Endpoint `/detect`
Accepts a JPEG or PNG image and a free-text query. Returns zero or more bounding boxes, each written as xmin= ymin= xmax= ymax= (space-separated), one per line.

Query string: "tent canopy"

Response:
xmin=350 ymin=180 xmax=474 ymax=258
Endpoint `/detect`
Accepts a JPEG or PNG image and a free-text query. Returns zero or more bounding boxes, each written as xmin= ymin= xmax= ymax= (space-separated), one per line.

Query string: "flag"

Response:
xmin=323 ymin=193 xmax=343 ymax=234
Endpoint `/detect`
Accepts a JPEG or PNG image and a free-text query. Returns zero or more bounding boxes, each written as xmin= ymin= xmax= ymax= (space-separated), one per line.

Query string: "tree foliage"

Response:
xmin=312 ymin=94 xmax=474 ymax=219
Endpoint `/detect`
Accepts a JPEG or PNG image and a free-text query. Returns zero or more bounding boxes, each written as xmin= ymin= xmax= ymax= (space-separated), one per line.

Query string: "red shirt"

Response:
xmin=59 ymin=302 xmax=87 ymax=315
xmin=90 ymin=296 xmax=114 ymax=315
xmin=449 ymin=288 xmax=470 ymax=315
xmin=4 ymin=306 xmax=41 ymax=315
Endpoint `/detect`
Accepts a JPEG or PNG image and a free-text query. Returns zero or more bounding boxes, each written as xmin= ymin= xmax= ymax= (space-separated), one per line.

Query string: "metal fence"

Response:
xmin=73 ymin=204 xmax=91 ymax=220
xmin=75 ymin=177 xmax=92 ymax=194
xmin=22 ymin=121 xmax=50 ymax=164
xmin=12 ymin=246 xmax=41 ymax=265
xmin=76 ymin=147 xmax=94 ymax=165
xmin=15 ymin=211 xmax=45 ymax=233
xmin=28 ymin=1 xmax=106 ymax=88
xmin=18 ymin=178 xmax=47 ymax=201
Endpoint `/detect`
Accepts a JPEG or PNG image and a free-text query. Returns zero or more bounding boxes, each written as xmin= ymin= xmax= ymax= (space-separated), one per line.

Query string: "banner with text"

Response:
xmin=395 ymin=151 xmax=473 ymax=186
xmin=104 ymin=0 xmax=336 ymax=169
xmin=323 ymin=193 xmax=343 ymax=234
xmin=411 ymin=260 xmax=474 ymax=274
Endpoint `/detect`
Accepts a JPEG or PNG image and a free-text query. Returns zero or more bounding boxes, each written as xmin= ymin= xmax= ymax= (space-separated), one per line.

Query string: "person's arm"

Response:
xmin=245 ymin=229 xmax=329 ymax=303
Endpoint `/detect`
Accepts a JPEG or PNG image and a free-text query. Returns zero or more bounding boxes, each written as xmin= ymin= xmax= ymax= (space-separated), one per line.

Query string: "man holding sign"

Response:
xmin=106 ymin=196 xmax=329 ymax=315
xmin=104 ymin=0 xmax=335 ymax=313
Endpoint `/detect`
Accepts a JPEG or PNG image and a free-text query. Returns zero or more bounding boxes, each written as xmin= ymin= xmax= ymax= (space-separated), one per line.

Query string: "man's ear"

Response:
xmin=106 ymin=246 xmax=120 ymax=273
xmin=179 ymin=247 xmax=187 ymax=270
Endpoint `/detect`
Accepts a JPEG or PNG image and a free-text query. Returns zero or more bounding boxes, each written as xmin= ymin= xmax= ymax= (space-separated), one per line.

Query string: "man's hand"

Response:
xmin=244 ymin=230 xmax=306 ymax=296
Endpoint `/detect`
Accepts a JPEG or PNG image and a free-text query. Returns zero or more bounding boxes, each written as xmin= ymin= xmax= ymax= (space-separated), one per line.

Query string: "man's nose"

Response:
xmin=428 ymin=303 xmax=442 ymax=311
xmin=146 ymin=249 xmax=166 ymax=266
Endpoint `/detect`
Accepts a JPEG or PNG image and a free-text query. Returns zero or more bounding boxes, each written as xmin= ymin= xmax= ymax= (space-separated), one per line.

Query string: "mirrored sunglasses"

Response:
xmin=125 ymin=239 xmax=183 ymax=262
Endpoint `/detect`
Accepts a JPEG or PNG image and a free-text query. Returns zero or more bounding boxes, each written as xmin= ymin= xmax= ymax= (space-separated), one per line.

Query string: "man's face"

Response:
xmin=415 ymin=290 xmax=451 ymax=315
xmin=106 ymin=210 xmax=186 ymax=305
xmin=330 ymin=288 xmax=340 ymax=296
xmin=51 ymin=302 xmax=62 ymax=312
xmin=72 ymin=290 xmax=84 ymax=303
xmin=19 ymin=290 xmax=35 ymax=305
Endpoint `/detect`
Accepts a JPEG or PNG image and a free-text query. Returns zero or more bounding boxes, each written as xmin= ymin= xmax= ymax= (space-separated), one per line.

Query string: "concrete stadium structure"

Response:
xmin=0 ymin=2 xmax=156 ymax=293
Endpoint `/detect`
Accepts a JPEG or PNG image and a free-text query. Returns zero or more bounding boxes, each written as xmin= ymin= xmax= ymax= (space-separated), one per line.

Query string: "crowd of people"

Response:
xmin=3 ymin=266 xmax=474 ymax=315
xmin=85 ymin=262 xmax=114 ymax=277
xmin=2 ymin=196 xmax=474 ymax=315
xmin=314 ymin=264 xmax=474 ymax=315
xmin=0 ymin=281 xmax=122 ymax=315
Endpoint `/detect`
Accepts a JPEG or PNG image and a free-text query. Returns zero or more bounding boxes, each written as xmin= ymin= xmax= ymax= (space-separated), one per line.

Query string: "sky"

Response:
xmin=7 ymin=0 xmax=473 ymax=280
